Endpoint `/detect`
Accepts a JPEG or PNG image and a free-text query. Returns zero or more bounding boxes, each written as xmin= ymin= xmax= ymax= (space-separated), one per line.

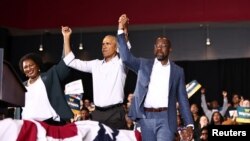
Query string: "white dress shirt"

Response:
xmin=64 ymin=52 xmax=127 ymax=107
xmin=144 ymin=59 xmax=170 ymax=108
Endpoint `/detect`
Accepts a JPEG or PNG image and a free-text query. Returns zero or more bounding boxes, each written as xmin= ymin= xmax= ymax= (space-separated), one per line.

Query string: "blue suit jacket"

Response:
xmin=118 ymin=33 xmax=193 ymax=132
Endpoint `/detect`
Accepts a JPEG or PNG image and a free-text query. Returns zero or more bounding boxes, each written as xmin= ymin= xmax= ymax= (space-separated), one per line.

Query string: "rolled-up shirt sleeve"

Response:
xmin=63 ymin=51 xmax=75 ymax=65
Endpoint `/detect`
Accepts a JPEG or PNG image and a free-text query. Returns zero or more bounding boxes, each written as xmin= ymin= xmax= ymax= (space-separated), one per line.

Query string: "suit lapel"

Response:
xmin=139 ymin=59 xmax=154 ymax=107
xmin=169 ymin=61 xmax=176 ymax=95
xmin=145 ymin=59 xmax=154 ymax=85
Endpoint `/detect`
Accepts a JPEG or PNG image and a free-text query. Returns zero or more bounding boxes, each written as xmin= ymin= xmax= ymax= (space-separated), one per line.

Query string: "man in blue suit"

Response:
xmin=117 ymin=14 xmax=194 ymax=141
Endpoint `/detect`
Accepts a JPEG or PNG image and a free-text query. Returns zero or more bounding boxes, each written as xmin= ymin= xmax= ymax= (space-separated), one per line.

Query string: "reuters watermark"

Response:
xmin=208 ymin=125 xmax=249 ymax=139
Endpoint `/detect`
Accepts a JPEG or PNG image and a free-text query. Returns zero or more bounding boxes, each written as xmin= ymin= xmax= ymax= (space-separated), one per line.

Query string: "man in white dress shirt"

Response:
xmin=61 ymin=23 xmax=130 ymax=129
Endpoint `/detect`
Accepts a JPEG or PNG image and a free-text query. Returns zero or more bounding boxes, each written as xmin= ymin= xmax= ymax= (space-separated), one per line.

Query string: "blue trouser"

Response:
xmin=138 ymin=110 xmax=175 ymax=141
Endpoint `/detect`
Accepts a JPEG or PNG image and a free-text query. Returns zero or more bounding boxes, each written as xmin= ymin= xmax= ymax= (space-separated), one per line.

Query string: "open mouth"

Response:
xmin=27 ymin=70 xmax=34 ymax=76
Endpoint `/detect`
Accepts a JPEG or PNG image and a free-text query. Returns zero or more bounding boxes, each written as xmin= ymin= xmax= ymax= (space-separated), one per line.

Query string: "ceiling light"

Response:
xmin=206 ymin=24 xmax=211 ymax=47
xmin=39 ymin=44 xmax=43 ymax=51
xmin=39 ymin=32 xmax=44 ymax=51
xmin=79 ymin=43 xmax=83 ymax=50
xmin=79 ymin=32 xmax=84 ymax=50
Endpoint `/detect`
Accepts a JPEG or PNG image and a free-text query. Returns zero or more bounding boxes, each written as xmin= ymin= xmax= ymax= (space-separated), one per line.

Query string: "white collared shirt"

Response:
xmin=64 ymin=52 xmax=127 ymax=107
xmin=22 ymin=76 xmax=59 ymax=121
xmin=144 ymin=59 xmax=170 ymax=108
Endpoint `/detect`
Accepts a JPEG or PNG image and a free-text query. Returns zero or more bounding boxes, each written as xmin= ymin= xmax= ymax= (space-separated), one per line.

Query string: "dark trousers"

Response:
xmin=91 ymin=105 xmax=126 ymax=129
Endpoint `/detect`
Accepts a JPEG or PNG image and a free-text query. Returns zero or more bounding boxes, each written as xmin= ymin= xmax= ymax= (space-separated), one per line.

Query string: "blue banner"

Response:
xmin=236 ymin=106 xmax=250 ymax=123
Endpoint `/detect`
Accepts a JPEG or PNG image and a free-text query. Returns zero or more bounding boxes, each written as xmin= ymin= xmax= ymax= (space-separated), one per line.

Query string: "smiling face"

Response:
xmin=22 ymin=59 xmax=40 ymax=79
xmin=102 ymin=35 xmax=117 ymax=62
xmin=154 ymin=36 xmax=172 ymax=63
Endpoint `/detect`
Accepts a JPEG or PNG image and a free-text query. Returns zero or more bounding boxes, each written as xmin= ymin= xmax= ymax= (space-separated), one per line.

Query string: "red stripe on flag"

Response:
xmin=17 ymin=120 xmax=37 ymax=141
xmin=134 ymin=130 xmax=142 ymax=141
xmin=39 ymin=121 xmax=78 ymax=139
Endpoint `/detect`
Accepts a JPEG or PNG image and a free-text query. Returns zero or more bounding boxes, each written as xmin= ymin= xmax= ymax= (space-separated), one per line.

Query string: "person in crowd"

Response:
xmin=80 ymin=107 xmax=91 ymax=120
xmin=198 ymin=115 xmax=209 ymax=130
xmin=223 ymin=97 xmax=250 ymax=125
xmin=210 ymin=111 xmax=224 ymax=125
xmin=240 ymin=98 xmax=250 ymax=107
xmin=83 ymin=98 xmax=95 ymax=112
xmin=18 ymin=52 xmax=74 ymax=124
xmin=190 ymin=103 xmax=202 ymax=140
xmin=179 ymin=127 xmax=195 ymax=141
xmin=199 ymin=126 xmax=208 ymax=141
xmin=190 ymin=103 xmax=201 ymax=127
xmin=61 ymin=23 xmax=131 ymax=129
xmin=117 ymin=14 xmax=194 ymax=141
xmin=234 ymin=97 xmax=250 ymax=125
xmin=194 ymin=115 xmax=209 ymax=140
xmin=71 ymin=106 xmax=91 ymax=122
xmin=200 ymin=88 xmax=228 ymax=122
xmin=225 ymin=93 xmax=241 ymax=120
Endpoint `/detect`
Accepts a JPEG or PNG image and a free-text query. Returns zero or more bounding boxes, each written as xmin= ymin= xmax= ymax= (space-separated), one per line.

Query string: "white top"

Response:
xmin=144 ymin=59 xmax=170 ymax=108
xmin=22 ymin=76 xmax=59 ymax=121
xmin=64 ymin=52 xmax=127 ymax=107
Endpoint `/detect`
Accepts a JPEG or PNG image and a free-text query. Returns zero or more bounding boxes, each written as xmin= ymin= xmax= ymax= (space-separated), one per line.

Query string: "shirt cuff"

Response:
xmin=117 ymin=30 xmax=131 ymax=50
xmin=118 ymin=29 xmax=124 ymax=35
xmin=186 ymin=124 xmax=194 ymax=129
xmin=63 ymin=52 xmax=75 ymax=65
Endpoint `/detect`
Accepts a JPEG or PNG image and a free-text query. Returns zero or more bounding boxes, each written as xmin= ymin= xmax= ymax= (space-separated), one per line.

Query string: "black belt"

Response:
xmin=144 ymin=107 xmax=168 ymax=112
xmin=95 ymin=103 xmax=123 ymax=111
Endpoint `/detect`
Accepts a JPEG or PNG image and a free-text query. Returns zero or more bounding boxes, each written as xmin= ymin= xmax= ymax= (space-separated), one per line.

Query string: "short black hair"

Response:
xmin=200 ymin=125 xmax=208 ymax=133
xmin=19 ymin=53 xmax=43 ymax=74
xmin=155 ymin=36 xmax=172 ymax=48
